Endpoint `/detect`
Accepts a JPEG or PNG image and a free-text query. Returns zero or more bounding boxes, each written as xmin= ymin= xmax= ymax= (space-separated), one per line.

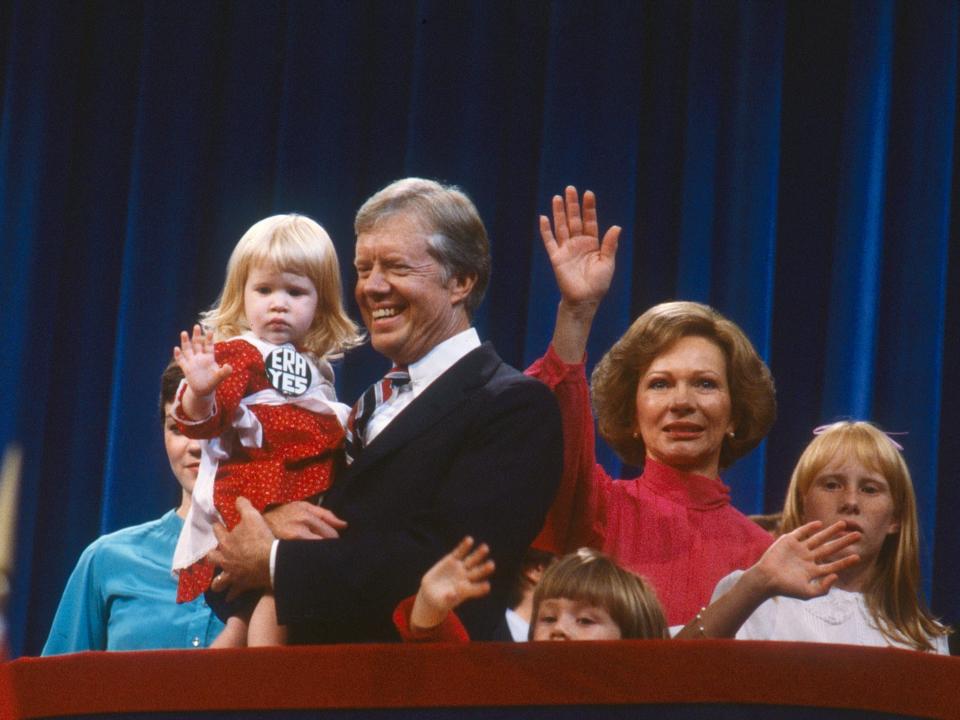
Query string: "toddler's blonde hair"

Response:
xmin=201 ymin=214 xmax=362 ymax=357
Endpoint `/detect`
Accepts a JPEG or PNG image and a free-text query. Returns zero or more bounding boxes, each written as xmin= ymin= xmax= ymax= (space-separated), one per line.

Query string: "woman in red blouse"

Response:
xmin=528 ymin=187 xmax=776 ymax=627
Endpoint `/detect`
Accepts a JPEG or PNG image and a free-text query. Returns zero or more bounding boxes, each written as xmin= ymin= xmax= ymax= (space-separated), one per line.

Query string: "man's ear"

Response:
xmin=448 ymin=273 xmax=477 ymax=306
xmin=523 ymin=562 xmax=548 ymax=586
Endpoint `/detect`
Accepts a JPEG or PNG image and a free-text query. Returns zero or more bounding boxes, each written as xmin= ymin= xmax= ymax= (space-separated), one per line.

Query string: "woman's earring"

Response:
xmin=727 ymin=430 xmax=736 ymax=439
xmin=632 ymin=430 xmax=640 ymax=440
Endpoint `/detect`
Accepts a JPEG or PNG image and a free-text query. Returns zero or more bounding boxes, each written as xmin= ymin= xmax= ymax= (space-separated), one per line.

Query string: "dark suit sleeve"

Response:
xmin=273 ymin=369 xmax=562 ymax=642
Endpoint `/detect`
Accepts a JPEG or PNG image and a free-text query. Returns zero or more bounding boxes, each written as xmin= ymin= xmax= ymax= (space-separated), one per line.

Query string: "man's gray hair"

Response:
xmin=354 ymin=178 xmax=490 ymax=317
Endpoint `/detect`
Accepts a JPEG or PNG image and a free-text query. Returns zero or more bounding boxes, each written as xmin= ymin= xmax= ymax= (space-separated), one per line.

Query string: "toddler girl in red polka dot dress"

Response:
xmin=171 ymin=214 xmax=362 ymax=646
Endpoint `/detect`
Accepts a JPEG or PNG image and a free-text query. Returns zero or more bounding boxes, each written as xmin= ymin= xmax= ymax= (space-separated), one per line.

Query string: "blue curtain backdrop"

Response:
xmin=1 ymin=0 xmax=957 ymax=658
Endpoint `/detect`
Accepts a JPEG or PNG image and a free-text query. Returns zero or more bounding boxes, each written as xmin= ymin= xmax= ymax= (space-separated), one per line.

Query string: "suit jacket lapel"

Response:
xmin=343 ymin=343 xmax=500 ymax=479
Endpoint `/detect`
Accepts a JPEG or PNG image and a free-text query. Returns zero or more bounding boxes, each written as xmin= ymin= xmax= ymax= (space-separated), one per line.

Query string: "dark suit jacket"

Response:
xmin=274 ymin=342 xmax=563 ymax=643
xmin=489 ymin=613 xmax=518 ymax=642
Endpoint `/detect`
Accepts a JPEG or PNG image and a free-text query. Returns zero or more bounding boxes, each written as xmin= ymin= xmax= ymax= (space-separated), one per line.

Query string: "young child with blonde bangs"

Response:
xmin=677 ymin=421 xmax=951 ymax=653
xmin=394 ymin=540 xmax=668 ymax=642
xmin=172 ymin=214 xmax=362 ymax=646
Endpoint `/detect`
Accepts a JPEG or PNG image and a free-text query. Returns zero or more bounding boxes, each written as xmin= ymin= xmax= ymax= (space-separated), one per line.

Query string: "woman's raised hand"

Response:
xmin=174 ymin=325 xmax=233 ymax=400
xmin=409 ymin=536 xmax=495 ymax=631
xmin=753 ymin=520 xmax=862 ymax=599
xmin=539 ymin=186 xmax=620 ymax=308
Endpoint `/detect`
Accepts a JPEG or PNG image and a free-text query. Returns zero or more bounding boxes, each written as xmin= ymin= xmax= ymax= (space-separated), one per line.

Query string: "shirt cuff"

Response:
xmin=392 ymin=596 xmax=471 ymax=643
xmin=525 ymin=344 xmax=587 ymax=386
xmin=172 ymin=379 xmax=218 ymax=425
xmin=269 ymin=539 xmax=279 ymax=588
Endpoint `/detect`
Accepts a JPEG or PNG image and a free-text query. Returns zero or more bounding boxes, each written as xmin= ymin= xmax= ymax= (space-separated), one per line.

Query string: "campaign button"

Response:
xmin=265 ymin=344 xmax=312 ymax=396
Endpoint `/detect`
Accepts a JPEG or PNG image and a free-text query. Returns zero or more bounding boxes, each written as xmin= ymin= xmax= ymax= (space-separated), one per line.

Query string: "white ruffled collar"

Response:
xmin=800 ymin=586 xmax=866 ymax=625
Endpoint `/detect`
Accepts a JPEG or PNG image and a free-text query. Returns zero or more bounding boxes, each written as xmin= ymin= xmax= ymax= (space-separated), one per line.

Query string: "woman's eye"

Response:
xmin=696 ymin=378 xmax=718 ymax=389
xmin=648 ymin=379 xmax=668 ymax=389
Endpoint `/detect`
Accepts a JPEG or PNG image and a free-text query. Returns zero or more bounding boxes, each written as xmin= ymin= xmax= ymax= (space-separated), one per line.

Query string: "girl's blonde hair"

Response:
xmin=201 ymin=214 xmax=363 ymax=357
xmin=781 ymin=421 xmax=951 ymax=651
xmin=529 ymin=548 xmax=668 ymax=640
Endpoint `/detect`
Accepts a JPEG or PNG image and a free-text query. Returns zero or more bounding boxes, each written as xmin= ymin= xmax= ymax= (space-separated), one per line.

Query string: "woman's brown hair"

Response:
xmin=591 ymin=300 xmax=776 ymax=469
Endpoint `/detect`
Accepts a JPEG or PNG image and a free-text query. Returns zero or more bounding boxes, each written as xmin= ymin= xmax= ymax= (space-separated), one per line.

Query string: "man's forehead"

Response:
xmin=357 ymin=211 xmax=432 ymax=240
xmin=355 ymin=219 xmax=433 ymax=256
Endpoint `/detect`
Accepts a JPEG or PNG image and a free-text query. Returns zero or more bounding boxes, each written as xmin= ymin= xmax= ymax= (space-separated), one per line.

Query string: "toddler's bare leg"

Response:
xmin=210 ymin=613 xmax=248 ymax=648
xmin=247 ymin=592 xmax=287 ymax=646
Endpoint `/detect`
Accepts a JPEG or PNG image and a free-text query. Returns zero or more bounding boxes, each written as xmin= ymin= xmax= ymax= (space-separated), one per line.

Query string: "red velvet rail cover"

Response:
xmin=1 ymin=640 xmax=957 ymax=719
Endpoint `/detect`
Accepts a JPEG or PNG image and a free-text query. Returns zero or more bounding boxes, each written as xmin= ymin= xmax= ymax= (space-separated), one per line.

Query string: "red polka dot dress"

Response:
xmin=174 ymin=336 xmax=346 ymax=602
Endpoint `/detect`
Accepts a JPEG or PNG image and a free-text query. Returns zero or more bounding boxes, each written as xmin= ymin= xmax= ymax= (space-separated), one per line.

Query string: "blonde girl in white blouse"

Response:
xmin=677 ymin=421 xmax=951 ymax=653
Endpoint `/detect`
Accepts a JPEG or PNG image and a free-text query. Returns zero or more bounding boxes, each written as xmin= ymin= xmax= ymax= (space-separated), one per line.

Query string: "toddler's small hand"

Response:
xmin=174 ymin=324 xmax=233 ymax=398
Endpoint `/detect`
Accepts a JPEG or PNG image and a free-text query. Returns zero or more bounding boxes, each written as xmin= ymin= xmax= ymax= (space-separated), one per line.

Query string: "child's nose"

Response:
xmin=839 ymin=488 xmax=860 ymax=513
xmin=550 ymin=617 xmax=573 ymax=640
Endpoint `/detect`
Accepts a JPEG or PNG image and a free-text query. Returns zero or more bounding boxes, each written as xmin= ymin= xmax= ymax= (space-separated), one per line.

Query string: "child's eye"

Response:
xmin=166 ymin=423 xmax=182 ymax=436
xmin=538 ymin=615 xmax=556 ymax=624
xmin=255 ymin=286 xmax=271 ymax=295
xmin=576 ymin=616 xmax=596 ymax=626
xmin=861 ymin=484 xmax=881 ymax=495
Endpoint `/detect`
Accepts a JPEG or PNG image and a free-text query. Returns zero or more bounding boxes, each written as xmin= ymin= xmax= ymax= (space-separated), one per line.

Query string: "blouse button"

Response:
xmin=192 ymin=636 xmax=201 ymax=647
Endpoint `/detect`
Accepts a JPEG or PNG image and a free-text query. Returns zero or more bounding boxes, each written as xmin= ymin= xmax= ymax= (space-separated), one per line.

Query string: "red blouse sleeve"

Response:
xmin=175 ymin=339 xmax=259 ymax=439
xmin=392 ymin=596 xmax=471 ymax=643
xmin=525 ymin=345 xmax=611 ymax=554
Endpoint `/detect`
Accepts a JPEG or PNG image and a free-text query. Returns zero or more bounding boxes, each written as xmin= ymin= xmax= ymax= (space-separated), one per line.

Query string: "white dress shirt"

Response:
xmin=505 ymin=608 xmax=530 ymax=642
xmin=364 ymin=327 xmax=481 ymax=444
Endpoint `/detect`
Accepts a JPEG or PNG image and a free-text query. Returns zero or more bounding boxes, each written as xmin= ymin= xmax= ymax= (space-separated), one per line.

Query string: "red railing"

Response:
xmin=2 ymin=639 xmax=957 ymax=719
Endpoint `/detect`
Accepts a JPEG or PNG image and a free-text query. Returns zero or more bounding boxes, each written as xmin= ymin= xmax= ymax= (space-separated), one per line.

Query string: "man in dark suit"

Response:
xmin=209 ymin=178 xmax=562 ymax=642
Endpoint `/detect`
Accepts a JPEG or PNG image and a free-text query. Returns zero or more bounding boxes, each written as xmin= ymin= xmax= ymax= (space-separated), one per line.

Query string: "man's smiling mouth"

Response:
xmin=372 ymin=308 xmax=400 ymax=320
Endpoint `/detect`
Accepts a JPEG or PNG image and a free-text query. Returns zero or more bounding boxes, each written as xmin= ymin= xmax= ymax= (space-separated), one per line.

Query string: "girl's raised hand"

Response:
xmin=410 ymin=536 xmax=495 ymax=631
xmin=539 ymin=186 xmax=620 ymax=308
xmin=173 ymin=325 xmax=233 ymax=400
xmin=675 ymin=521 xmax=863 ymax=640
xmin=753 ymin=520 xmax=862 ymax=600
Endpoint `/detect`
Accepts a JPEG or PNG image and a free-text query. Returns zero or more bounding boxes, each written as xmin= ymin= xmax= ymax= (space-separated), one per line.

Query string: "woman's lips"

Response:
xmin=663 ymin=422 xmax=704 ymax=436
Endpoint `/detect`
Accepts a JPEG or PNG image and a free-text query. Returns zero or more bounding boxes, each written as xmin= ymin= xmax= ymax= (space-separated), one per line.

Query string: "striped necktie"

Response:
xmin=344 ymin=366 xmax=410 ymax=464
